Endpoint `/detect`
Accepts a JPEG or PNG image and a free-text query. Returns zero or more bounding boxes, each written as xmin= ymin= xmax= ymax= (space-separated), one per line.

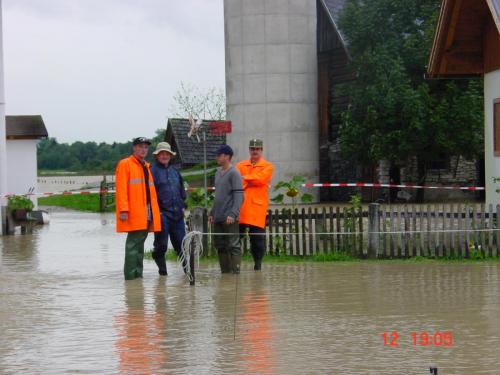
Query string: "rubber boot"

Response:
xmin=231 ymin=255 xmax=241 ymax=274
xmin=152 ymin=251 xmax=167 ymax=275
xmin=254 ymin=258 xmax=262 ymax=271
xmin=218 ymin=252 xmax=231 ymax=273
xmin=252 ymin=251 xmax=262 ymax=271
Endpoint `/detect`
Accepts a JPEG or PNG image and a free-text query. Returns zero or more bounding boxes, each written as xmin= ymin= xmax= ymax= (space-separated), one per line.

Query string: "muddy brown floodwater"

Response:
xmin=1 ymin=210 xmax=500 ymax=374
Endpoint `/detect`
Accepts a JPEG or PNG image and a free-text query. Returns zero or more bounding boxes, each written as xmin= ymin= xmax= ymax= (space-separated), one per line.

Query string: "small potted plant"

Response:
xmin=7 ymin=195 xmax=34 ymax=221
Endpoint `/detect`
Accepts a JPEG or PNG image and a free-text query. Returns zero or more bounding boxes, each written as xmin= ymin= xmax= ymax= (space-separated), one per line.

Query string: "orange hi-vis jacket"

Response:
xmin=115 ymin=156 xmax=161 ymax=233
xmin=236 ymin=158 xmax=274 ymax=228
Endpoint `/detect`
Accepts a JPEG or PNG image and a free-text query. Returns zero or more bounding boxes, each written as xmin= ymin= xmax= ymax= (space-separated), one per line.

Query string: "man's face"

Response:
xmin=249 ymin=147 xmax=263 ymax=161
xmin=156 ymin=151 xmax=172 ymax=166
xmin=215 ymin=153 xmax=230 ymax=166
xmin=133 ymin=143 xmax=149 ymax=159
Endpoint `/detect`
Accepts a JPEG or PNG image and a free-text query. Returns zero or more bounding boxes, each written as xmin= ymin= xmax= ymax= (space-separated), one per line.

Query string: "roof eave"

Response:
xmin=319 ymin=0 xmax=351 ymax=61
xmin=486 ymin=0 xmax=500 ymax=33
xmin=427 ymin=0 xmax=456 ymax=78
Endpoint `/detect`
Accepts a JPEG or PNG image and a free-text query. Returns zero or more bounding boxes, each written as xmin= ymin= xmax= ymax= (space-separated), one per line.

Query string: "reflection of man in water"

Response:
xmin=115 ymin=137 xmax=161 ymax=280
xmin=114 ymin=281 xmax=166 ymax=373
xmin=241 ymin=287 xmax=276 ymax=374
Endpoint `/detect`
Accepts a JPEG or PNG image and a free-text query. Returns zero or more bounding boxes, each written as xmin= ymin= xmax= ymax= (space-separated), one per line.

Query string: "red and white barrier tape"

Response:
xmin=4 ymin=187 xmax=216 ymax=197
xmin=302 ymin=183 xmax=484 ymax=191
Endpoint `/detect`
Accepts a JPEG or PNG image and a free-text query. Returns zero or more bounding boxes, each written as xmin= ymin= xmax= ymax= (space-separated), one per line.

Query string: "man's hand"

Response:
xmin=208 ymin=215 xmax=213 ymax=225
xmin=119 ymin=211 xmax=128 ymax=221
xmin=226 ymin=216 xmax=235 ymax=225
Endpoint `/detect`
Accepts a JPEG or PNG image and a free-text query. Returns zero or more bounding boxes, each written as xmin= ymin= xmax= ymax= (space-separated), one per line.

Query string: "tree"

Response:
xmin=170 ymin=82 xmax=226 ymax=120
xmin=337 ymin=0 xmax=484 ymax=200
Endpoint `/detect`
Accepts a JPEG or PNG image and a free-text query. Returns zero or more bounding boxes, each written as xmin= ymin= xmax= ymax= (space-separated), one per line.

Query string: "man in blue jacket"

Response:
xmin=150 ymin=142 xmax=187 ymax=275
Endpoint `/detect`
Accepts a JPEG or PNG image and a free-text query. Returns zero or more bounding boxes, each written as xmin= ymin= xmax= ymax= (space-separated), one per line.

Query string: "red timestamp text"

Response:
xmin=381 ymin=331 xmax=454 ymax=347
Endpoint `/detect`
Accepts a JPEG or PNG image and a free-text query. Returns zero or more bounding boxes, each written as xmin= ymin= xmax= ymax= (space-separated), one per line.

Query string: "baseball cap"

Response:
xmin=132 ymin=137 xmax=151 ymax=145
xmin=215 ymin=144 xmax=234 ymax=156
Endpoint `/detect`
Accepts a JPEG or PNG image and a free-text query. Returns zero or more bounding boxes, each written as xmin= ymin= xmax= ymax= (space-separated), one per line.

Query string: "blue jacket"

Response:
xmin=150 ymin=162 xmax=186 ymax=221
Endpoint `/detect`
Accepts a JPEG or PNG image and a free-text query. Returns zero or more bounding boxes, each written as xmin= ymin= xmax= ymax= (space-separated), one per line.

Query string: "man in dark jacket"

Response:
xmin=150 ymin=142 xmax=187 ymax=275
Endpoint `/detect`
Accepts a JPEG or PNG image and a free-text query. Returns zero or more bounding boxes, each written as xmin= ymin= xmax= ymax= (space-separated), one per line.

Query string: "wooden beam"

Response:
xmin=440 ymin=0 xmax=464 ymax=74
xmin=318 ymin=61 xmax=329 ymax=143
xmin=484 ymin=13 xmax=500 ymax=73
xmin=428 ymin=0 xmax=455 ymax=76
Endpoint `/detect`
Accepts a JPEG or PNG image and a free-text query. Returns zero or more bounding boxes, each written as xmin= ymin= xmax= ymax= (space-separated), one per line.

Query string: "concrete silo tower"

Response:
xmin=224 ymin=0 xmax=319 ymax=186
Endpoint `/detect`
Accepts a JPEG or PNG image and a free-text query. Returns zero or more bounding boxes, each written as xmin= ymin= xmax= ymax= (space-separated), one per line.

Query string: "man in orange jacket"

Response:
xmin=236 ymin=139 xmax=274 ymax=270
xmin=115 ymin=137 xmax=161 ymax=280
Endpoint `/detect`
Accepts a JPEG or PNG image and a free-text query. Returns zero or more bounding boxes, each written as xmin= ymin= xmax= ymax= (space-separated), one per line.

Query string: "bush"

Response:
xmin=7 ymin=195 xmax=34 ymax=212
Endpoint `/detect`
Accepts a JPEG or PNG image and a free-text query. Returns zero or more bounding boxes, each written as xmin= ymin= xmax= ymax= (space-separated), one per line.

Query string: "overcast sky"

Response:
xmin=3 ymin=0 xmax=225 ymax=143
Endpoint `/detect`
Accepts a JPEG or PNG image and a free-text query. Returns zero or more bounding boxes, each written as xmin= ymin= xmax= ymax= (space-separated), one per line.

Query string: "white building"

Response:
xmin=427 ymin=0 xmax=500 ymax=205
xmin=0 ymin=0 xmax=8 ymax=234
xmin=6 ymin=116 xmax=48 ymax=208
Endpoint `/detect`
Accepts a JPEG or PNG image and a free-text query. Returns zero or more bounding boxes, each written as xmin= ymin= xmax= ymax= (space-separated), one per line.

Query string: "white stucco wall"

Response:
xmin=6 ymin=139 xmax=38 ymax=208
xmin=224 ymin=0 xmax=319 ymax=187
xmin=484 ymin=69 xmax=500 ymax=206
xmin=0 ymin=1 xmax=8 ymax=233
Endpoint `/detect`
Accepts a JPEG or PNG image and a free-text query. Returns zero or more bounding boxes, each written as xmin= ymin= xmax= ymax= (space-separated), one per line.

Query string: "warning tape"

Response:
xmin=5 ymin=183 xmax=484 ymax=197
xmin=302 ymin=183 xmax=484 ymax=191
xmin=4 ymin=186 xmax=216 ymax=197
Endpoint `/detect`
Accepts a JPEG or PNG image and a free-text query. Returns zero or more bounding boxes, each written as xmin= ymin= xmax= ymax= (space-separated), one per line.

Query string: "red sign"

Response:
xmin=209 ymin=121 xmax=232 ymax=135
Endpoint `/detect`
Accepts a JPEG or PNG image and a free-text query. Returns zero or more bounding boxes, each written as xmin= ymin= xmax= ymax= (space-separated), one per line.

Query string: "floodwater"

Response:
xmin=1 ymin=211 xmax=500 ymax=374
xmin=37 ymin=175 xmax=115 ymax=193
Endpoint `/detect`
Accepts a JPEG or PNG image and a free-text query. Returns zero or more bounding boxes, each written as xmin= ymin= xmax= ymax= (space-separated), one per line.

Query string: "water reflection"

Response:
xmin=0 ymin=231 xmax=39 ymax=271
xmin=241 ymin=283 xmax=275 ymax=375
xmin=114 ymin=280 xmax=167 ymax=374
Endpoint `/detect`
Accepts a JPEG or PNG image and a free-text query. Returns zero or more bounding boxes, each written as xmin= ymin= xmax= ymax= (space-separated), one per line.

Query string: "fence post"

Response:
xmin=368 ymin=203 xmax=380 ymax=258
xmin=202 ymin=208 xmax=209 ymax=255
xmin=99 ymin=176 xmax=107 ymax=212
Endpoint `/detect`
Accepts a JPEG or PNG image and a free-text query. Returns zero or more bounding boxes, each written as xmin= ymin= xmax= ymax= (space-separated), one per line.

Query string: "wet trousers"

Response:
xmin=214 ymin=222 xmax=241 ymax=256
xmin=214 ymin=222 xmax=241 ymax=273
xmin=153 ymin=212 xmax=186 ymax=275
xmin=124 ymin=230 xmax=149 ymax=280
xmin=240 ymin=224 xmax=266 ymax=264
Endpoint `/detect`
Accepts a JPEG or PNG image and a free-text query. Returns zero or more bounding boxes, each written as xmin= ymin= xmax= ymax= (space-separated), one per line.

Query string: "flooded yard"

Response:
xmin=1 ymin=210 xmax=500 ymax=374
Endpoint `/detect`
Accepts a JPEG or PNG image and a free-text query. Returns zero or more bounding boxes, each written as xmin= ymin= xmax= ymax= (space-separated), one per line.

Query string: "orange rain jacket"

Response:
xmin=115 ymin=156 xmax=161 ymax=233
xmin=236 ymin=158 xmax=274 ymax=228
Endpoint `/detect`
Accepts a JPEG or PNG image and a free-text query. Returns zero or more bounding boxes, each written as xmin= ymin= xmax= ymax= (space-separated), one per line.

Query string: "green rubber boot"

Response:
xmin=231 ymin=255 xmax=241 ymax=274
xmin=218 ymin=251 xmax=232 ymax=273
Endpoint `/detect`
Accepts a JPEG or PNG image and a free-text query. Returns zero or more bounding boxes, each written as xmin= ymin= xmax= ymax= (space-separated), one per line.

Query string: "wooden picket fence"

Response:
xmin=201 ymin=204 xmax=500 ymax=258
xmin=373 ymin=203 xmax=500 ymax=258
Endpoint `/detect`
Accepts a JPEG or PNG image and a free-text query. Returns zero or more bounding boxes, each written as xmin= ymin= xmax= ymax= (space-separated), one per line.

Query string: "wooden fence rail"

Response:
xmin=199 ymin=204 xmax=500 ymax=258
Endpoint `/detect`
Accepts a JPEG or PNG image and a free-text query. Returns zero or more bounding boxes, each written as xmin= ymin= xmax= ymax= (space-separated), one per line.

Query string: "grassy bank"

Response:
xmin=38 ymin=193 xmax=113 ymax=212
xmin=144 ymin=250 xmax=500 ymax=263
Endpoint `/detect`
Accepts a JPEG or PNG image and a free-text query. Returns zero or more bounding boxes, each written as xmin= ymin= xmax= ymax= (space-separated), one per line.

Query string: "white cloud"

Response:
xmin=3 ymin=0 xmax=226 ymax=143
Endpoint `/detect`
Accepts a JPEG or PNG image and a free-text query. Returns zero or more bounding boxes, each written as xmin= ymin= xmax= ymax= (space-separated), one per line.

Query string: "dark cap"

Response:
xmin=132 ymin=137 xmax=151 ymax=145
xmin=215 ymin=144 xmax=234 ymax=156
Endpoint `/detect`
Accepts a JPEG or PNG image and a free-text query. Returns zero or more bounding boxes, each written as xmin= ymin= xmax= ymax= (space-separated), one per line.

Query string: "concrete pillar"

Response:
xmin=224 ymin=0 xmax=319 ymax=189
xmin=0 ymin=0 xmax=8 ymax=235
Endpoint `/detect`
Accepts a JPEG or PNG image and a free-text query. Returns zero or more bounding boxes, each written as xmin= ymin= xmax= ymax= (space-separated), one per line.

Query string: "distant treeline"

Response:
xmin=37 ymin=129 xmax=165 ymax=173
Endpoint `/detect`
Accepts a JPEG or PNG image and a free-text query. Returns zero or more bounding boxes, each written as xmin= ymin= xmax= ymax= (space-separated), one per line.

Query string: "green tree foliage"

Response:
xmin=38 ymin=128 xmax=166 ymax=173
xmin=337 ymin=0 xmax=484 ymax=185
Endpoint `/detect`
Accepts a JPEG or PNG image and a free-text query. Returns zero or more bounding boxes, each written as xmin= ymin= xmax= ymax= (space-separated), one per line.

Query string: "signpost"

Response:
xmin=187 ymin=118 xmax=232 ymax=207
